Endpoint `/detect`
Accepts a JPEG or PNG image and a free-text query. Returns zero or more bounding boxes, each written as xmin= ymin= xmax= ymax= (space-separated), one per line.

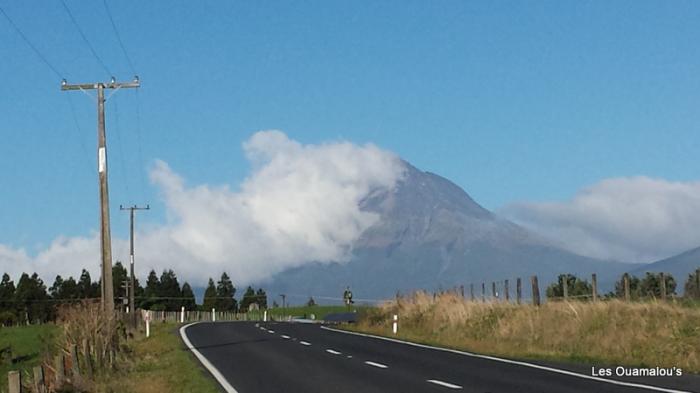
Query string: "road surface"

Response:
xmin=181 ymin=321 xmax=699 ymax=393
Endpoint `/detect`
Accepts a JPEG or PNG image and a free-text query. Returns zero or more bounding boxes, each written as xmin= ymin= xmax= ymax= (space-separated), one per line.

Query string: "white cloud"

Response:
xmin=501 ymin=176 xmax=700 ymax=263
xmin=0 ymin=131 xmax=405 ymax=286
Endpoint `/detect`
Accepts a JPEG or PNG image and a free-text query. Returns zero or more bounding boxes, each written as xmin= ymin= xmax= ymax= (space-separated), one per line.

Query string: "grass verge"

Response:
xmin=0 ymin=324 xmax=58 ymax=392
xmin=347 ymin=292 xmax=700 ymax=373
xmin=96 ymin=322 xmax=220 ymax=393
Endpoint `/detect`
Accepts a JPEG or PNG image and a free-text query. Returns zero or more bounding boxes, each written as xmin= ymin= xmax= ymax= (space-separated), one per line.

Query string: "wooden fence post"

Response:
xmin=516 ymin=278 xmax=522 ymax=305
xmin=459 ymin=285 xmax=464 ymax=298
xmin=55 ymin=354 xmax=65 ymax=388
xmin=33 ymin=365 xmax=46 ymax=393
xmin=624 ymin=273 xmax=630 ymax=301
xmin=531 ymin=276 xmax=540 ymax=306
xmin=591 ymin=273 xmax=598 ymax=302
xmin=70 ymin=344 xmax=81 ymax=383
xmin=504 ymin=279 xmax=510 ymax=302
xmin=8 ymin=370 xmax=21 ymax=393
xmin=660 ymin=273 xmax=667 ymax=301
xmin=696 ymin=269 xmax=700 ymax=296
xmin=491 ymin=282 xmax=497 ymax=300
xmin=470 ymin=284 xmax=474 ymax=301
xmin=33 ymin=366 xmax=45 ymax=393
xmin=481 ymin=283 xmax=485 ymax=302
xmin=562 ymin=276 xmax=569 ymax=301
xmin=82 ymin=339 xmax=93 ymax=380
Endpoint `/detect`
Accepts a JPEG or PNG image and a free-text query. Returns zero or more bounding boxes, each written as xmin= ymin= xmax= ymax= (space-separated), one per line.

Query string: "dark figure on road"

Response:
xmin=343 ymin=286 xmax=354 ymax=306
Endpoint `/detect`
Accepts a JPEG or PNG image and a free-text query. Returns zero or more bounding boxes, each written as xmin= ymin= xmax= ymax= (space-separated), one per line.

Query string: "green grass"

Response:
xmin=0 ymin=324 xmax=59 ymax=392
xmin=97 ymin=322 xmax=219 ymax=393
xmin=267 ymin=305 xmax=369 ymax=320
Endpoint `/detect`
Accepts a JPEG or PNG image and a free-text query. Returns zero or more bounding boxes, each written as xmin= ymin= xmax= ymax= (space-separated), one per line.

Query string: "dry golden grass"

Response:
xmin=353 ymin=292 xmax=700 ymax=372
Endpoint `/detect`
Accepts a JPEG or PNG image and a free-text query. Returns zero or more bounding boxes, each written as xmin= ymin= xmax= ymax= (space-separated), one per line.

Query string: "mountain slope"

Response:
xmin=632 ymin=246 xmax=700 ymax=287
xmin=262 ymin=162 xmax=639 ymax=302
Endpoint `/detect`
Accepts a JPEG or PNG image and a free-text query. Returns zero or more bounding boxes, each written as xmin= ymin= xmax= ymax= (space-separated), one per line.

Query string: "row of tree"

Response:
xmin=0 ymin=264 xmax=268 ymax=325
xmin=546 ymin=271 xmax=700 ymax=300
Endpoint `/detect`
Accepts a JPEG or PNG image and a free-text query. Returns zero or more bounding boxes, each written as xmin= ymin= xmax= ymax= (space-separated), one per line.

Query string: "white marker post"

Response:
xmin=180 ymin=306 xmax=185 ymax=323
xmin=212 ymin=308 xmax=216 ymax=322
xmin=146 ymin=311 xmax=151 ymax=338
xmin=263 ymin=310 xmax=267 ymax=322
xmin=392 ymin=314 xmax=398 ymax=335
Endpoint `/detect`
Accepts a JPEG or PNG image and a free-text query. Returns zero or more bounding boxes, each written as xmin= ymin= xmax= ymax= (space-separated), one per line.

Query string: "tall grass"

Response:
xmin=353 ymin=291 xmax=700 ymax=372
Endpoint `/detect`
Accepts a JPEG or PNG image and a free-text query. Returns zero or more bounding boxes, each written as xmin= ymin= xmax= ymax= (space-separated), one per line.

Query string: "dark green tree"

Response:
xmin=306 ymin=296 xmax=316 ymax=307
xmin=684 ymin=269 xmax=700 ymax=299
xmin=77 ymin=269 xmax=98 ymax=298
xmin=202 ymin=278 xmax=217 ymax=311
xmin=215 ymin=273 xmax=237 ymax=312
xmin=0 ymin=273 xmax=16 ymax=324
xmin=181 ymin=282 xmax=197 ymax=310
xmin=112 ymin=262 xmax=129 ymax=307
xmin=256 ymin=288 xmax=268 ymax=309
xmin=14 ymin=273 xmax=50 ymax=323
xmin=546 ymin=274 xmax=593 ymax=300
xmin=640 ymin=272 xmax=676 ymax=298
xmin=613 ymin=273 xmax=642 ymax=300
xmin=142 ymin=270 xmax=161 ymax=310
xmin=159 ymin=269 xmax=182 ymax=311
xmin=239 ymin=286 xmax=256 ymax=312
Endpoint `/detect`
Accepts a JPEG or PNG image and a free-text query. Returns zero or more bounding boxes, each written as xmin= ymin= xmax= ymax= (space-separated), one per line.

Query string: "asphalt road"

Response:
xmin=182 ymin=321 xmax=699 ymax=393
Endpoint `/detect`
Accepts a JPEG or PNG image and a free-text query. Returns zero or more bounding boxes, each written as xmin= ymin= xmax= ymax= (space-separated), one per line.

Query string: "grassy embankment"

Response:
xmin=348 ymin=292 xmax=700 ymax=373
xmin=95 ymin=322 xmax=219 ymax=393
xmin=0 ymin=324 xmax=58 ymax=392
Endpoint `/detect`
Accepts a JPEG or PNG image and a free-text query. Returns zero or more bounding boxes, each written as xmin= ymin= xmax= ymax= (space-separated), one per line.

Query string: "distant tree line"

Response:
xmin=546 ymin=271 xmax=700 ymax=301
xmin=0 ymin=263 xmax=268 ymax=325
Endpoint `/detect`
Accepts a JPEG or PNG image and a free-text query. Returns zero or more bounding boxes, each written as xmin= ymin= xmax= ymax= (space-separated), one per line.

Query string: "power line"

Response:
xmin=102 ymin=0 xmax=136 ymax=75
xmin=0 ymin=5 xmax=64 ymax=79
xmin=59 ymin=0 xmax=112 ymax=76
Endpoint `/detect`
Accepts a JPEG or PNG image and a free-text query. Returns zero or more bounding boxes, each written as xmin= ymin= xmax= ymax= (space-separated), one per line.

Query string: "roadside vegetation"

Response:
xmin=350 ymin=291 xmax=700 ymax=373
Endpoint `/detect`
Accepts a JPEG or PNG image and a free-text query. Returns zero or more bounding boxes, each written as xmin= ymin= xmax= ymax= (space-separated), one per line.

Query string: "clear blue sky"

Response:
xmin=1 ymin=1 xmax=699 ymax=253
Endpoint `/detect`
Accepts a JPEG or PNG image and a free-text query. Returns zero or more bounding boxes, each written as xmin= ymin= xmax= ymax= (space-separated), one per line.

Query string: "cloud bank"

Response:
xmin=0 ymin=131 xmax=405 ymax=286
xmin=502 ymin=176 xmax=700 ymax=263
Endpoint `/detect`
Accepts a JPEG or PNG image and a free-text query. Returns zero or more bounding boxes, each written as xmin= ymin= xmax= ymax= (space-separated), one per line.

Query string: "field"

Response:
xmin=0 ymin=324 xmax=58 ymax=392
xmin=268 ymin=304 xmax=365 ymax=320
xmin=349 ymin=292 xmax=700 ymax=373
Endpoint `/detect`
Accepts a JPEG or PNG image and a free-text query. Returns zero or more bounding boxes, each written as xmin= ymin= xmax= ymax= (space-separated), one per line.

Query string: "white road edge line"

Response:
xmin=427 ymin=379 xmax=462 ymax=389
xmin=326 ymin=349 xmax=342 ymax=355
xmin=364 ymin=361 xmax=388 ymax=369
xmin=320 ymin=326 xmax=690 ymax=393
xmin=300 ymin=341 xmax=311 ymax=346
xmin=180 ymin=322 xmax=238 ymax=393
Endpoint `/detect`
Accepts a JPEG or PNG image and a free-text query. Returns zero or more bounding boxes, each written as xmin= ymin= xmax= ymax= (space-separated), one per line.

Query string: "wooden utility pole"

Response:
xmin=62 ymin=77 xmax=140 ymax=312
xmin=516 ymin=277 xmax=522 ymax=305
xmin=120 ymin=204 xmax=149 ymax=326
xmin=562 ymin=276 xmax=569 ymax=301
xmin=591 ymin=273 xmax=598 ymax=302
xmin=623 ymin=273 xmax=630 ymax=301
xmin=504 ymin=279 xmax=510 ymax=302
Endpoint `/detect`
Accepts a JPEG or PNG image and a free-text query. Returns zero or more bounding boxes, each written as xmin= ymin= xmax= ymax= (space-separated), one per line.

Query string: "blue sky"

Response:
xmin=1 ymin=1 xmax=699 ymax=258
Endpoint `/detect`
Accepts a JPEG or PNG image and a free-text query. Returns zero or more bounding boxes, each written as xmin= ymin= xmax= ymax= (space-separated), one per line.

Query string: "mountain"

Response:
xmin=632 ymin=247 xmax=700 ymax=289
xmin=261 ymin=162 xmax=640 ymax=303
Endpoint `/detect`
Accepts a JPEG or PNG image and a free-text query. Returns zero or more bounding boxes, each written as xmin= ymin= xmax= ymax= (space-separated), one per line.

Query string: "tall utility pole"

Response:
xmin=120 ymin=204 xmax=149 ymax=326
xmin=61 ymin=77 xmax=140 ymax=312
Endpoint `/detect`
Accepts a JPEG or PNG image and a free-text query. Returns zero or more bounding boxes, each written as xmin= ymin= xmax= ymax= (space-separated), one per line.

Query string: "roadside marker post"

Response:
xmin=146 ymin=311 xmax=151 ymax=338
xmin=180 ymin=306 xmax=185 ymax=323
xmin=392 ymin=314 xmax=398 ymax=335
xmin=263 ymin=310 xmax=267 ymax=322
xmin=212 ymin=308 xmax=216 ymax=322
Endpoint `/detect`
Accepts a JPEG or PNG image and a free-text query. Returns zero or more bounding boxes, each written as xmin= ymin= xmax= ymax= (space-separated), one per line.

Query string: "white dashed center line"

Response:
xmin=326 ymin=349 xmax=342 ymax=355
xmin=281 ymin=335 xmax=290 ymax=339
xmin=300 ymin=341 xmax=311 ymax=346
xmin=364 ymin=361 xmax=388 ymax=369
xmin=426 ymin=380 xmax=463 ymax=389
xmin=268 ymin=330 xmax=275 ymax=334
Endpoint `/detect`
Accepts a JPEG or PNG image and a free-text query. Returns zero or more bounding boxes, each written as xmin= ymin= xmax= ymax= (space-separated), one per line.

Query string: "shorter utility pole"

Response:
xmin=279 ymin=294 xmax=286 ymax=309
xmin=120 ymin=204 xmax=149 ymax=327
